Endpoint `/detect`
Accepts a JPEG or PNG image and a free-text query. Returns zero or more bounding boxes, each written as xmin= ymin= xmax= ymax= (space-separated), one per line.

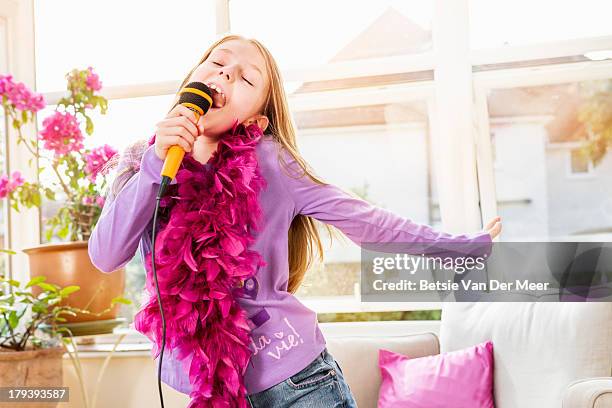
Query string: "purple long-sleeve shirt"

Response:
xmin=88 ymin=134 xmax=492 ymax=395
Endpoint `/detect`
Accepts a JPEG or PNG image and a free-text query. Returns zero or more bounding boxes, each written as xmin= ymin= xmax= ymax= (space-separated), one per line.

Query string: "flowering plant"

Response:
xmin=0 ymin=67 xmax=117 ymax=241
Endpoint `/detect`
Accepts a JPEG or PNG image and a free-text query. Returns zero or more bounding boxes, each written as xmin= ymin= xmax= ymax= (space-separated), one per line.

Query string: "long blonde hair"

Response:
xmin=171 ymin=34 xmax=339 ymax=294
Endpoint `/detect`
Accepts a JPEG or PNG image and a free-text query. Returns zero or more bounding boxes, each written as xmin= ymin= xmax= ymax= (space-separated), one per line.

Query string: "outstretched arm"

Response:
xmin=88 ymin=143 xmax=173 ymax=272
xmin=276 ymin=148 xmax=492 ymax=257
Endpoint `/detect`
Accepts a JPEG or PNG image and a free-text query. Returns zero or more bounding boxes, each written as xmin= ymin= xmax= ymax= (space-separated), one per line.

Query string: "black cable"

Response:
xmin=152 ymin=175 xmax=171 ymax=408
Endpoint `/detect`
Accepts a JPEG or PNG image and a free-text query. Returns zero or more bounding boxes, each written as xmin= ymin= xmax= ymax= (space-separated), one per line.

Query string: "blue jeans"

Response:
xmin=246 ymin=347 xmax=359 ymax=407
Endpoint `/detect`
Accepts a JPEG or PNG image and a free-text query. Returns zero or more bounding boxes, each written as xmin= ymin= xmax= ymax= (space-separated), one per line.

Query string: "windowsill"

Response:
xmin=64 ymin=318 xmax=442 ymax=358
xmin=299 ymin=295 xmax=441 ymax=314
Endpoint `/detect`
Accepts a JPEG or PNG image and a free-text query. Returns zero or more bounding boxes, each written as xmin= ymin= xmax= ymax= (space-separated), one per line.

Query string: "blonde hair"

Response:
xmin=171 ymin=34 xmax=339 ymax=294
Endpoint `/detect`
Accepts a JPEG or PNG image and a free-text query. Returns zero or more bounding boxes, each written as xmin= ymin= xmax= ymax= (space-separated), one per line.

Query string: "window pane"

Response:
xmin=488 ymin=79 xmax=612 ymax=240
xmin=470 ymin=0 xmax=612 ymax=49
xmin=291 ymin=96 xmax=439 ymax=301
xmin=34 ymin=0 xmax=216 ymax=92
xmin=230 ymin=1 xmax=433 ymax=71
xmin=570 ymin=148 xmax=590 ymax=174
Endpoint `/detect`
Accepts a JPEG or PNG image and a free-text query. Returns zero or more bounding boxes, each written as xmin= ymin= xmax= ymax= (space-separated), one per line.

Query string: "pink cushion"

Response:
xmin=378 ymin=341 xmax=495 ymax=408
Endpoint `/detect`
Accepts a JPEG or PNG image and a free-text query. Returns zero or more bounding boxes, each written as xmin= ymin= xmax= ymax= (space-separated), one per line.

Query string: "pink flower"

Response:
xmin=39 ymin=111 xmax=84 ymax=156
xmin=0 ymin=176 xmax=9 ymax=199
xmin=85 ymin=67 xmax=102 ymax=91
xmin=95 ymin=195 xmax=105 ymax=207
xmin=84 ymin=144 xmax=118 ymax=181
xmin=0 ymin=74 xmax=45 ymax=113
xmin=0 ymin=171 xmax=24 ymax=199
xmin=82 ymin=196 xmax=94 ymax=205
xmin=8 ymin=171 xmax=24 ymax=190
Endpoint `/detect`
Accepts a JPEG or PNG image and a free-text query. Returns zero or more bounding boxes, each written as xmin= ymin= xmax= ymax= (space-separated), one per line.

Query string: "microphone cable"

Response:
xmin=152 ymin=176 xmax=171 ymax=408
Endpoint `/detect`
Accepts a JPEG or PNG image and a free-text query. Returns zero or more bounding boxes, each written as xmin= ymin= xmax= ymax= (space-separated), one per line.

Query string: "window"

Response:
xmin=34 ymin=0 xmax=216 ymax=91
xmin=569 ymin=148 xmax=593 ymax=175
xmin=291 ymin=97 xmax=440 ymax=307
xmin=483 ymin=79 xmax=612 ymax=241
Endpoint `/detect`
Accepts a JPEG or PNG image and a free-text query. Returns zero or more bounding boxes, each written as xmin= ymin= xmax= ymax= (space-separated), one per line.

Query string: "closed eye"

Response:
xmin=212 ymin=61 xmax=254 ymax=86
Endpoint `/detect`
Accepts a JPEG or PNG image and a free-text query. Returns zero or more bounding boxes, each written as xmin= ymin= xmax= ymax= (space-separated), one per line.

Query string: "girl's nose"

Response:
xmin=218 ymin=66 xmax=235 ymax=82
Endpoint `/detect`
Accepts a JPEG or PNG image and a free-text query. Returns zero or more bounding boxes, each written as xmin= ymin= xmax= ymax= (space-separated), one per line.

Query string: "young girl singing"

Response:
xmin=89 ymin=34 xmax=502 ymax=408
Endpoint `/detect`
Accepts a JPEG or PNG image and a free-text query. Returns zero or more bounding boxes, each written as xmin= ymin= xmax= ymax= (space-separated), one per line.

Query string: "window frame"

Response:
xmin=2 ymin=0 xmax=39 ymax=284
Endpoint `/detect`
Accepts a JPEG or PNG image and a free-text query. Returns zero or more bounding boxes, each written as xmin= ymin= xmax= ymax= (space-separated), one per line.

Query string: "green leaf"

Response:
xmin=57 ymin=225 xmax=69 ymax=240
xmin=59 ymin=285 xmax=80 ymax=297
xmin=111 ymin=296 xmax=132 ymax=305
xmin=31 ymin=191 xmax=41 ymax=207
xmin=25 ymin=276 xmax=46 ymax=288
xmin=6 ymin=280 xmax=19 ymax=288
xmin=45 ymin=190 xmax=55 ymax=200
xmin=44 ymin=228 xmax=53 ymax=242
xmin=0 ymin=249 xmax=16 ymax=255
xmin=36 ymin=282 xmax=58 ymax=293
xmin=21 ymin=110 xmax=28 ymax=123
xmin=8 ymin=310 xmax=18 ymax=329
xmin=85 ymin=116 xmax=94 ymax=136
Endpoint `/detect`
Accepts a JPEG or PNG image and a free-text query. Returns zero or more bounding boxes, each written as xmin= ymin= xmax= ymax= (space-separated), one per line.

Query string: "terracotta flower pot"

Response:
xmin=22 ymin=241 xmax=125 ymax=324
xmin=0 ymin=346 xmax=65 ymax=408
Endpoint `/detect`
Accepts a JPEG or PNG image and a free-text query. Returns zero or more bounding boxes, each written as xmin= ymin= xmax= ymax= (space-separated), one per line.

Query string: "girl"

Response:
xmin=89 ymin=34 xmax=502 ymax=408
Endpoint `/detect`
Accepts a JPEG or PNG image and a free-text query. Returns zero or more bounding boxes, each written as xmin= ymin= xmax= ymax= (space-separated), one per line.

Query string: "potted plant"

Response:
xmin=0 ymin=69 xmax=125 ymax=328
xmin=0 ymin=260 xmax=128 ymax=408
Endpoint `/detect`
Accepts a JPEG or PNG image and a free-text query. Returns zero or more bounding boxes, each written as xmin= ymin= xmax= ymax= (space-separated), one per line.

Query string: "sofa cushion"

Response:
xmin=322 ymin=322 xmax=440 ymax=408
xmin=378 ymin=341 xmax=494 ymax=408
xmin=440 ymin=303 xmax=612 ymax=408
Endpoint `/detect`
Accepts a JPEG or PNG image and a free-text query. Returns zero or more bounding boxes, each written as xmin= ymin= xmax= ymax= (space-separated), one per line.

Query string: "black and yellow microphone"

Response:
xmin=158 ymin=81 xmax=213 ymax=196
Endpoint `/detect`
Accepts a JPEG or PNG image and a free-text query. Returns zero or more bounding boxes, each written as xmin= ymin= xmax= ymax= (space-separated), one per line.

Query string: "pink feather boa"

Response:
xmin=133 ymin=120 xmax=267 ymax=407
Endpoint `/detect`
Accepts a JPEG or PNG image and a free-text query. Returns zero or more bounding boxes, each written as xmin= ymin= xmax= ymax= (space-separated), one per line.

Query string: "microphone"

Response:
xmin=159 ymin=81 xmax=213 ymax=196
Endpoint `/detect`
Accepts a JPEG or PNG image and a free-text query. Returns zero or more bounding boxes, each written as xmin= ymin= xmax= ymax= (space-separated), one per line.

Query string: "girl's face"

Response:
xmin=187 ymin=39 xmax=270 ymax=138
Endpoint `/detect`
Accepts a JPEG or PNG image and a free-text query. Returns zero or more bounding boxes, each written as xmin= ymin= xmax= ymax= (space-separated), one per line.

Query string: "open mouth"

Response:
xmin=207 ymin=83 xmax=226 ymax=109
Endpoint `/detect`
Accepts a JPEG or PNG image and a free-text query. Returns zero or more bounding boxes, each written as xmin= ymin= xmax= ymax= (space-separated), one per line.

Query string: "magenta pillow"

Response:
xmin=378 ymin=341 xmax=495 ymax=408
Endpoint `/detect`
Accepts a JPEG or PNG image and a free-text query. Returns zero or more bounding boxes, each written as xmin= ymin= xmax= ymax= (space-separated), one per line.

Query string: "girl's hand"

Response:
xmin=153 ymin=105 xmax=199 ymax=160
xmin=485 ymin=216 xmax=502 ymax=240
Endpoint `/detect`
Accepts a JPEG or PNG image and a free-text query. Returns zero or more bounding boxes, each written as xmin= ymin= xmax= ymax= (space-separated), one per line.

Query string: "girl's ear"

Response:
xmin=245 ymin=114 xmax=269 ymax=133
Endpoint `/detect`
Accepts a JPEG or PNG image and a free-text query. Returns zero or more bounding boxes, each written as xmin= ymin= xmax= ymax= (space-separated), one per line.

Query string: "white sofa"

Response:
xmin=322 ymin=303 xmax=612 ymax=408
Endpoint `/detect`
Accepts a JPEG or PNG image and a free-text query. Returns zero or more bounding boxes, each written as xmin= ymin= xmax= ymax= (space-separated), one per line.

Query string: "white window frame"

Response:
xmin=22 ymin=0 xmax=612 ymax=316
xmin=1 ymin=0 xmax=39 ymax=284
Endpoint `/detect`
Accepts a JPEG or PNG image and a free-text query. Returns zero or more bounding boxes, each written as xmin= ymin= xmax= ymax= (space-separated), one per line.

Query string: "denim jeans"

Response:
xmin=246 ymin=347 xmax=359 ymax=407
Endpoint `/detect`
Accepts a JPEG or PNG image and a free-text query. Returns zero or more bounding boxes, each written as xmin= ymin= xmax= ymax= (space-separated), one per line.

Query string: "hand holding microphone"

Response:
xmin=154 ymin=82 xmax=213 ymax=196
xmin=154 ymin=104 xmax=200 ymax=160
